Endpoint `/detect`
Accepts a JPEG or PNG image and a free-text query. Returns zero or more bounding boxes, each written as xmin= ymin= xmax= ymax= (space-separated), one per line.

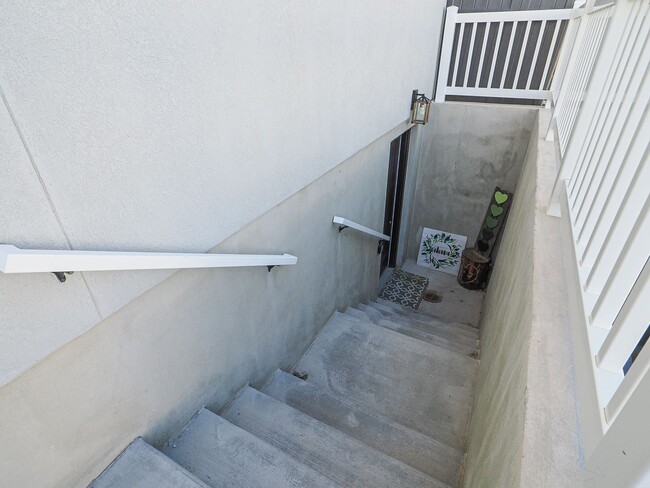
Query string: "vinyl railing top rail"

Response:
xmin=332 ymin=216 xmax=390 ymax=241
xmin=455 ymin=7 xmax=575 ymax=22
xmin=435 ymin=5 xmax=577 ymax=103
xmin=0 ymin=244 xmax=297 ymax=274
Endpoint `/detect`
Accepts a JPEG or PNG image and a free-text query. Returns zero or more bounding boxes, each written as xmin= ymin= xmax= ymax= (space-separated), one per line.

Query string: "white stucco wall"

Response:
xmin=0 ymin=120 xmax=409 ymax=488
xmin=0 ymin=1 xmax=446 ymax=386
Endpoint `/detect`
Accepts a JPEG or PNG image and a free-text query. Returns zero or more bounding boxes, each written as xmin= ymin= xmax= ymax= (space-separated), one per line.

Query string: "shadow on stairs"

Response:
xmin=90 ymin=298 xmax=480 ymax=488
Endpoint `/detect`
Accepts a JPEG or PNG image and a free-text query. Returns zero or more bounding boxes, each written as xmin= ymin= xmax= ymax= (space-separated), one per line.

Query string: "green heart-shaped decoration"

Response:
xmin=494 ymin=191 xmax=508 ymax=204
xmin=490 ymin=204 xmax=504 ymax=217
xmin=481 ymin=229 xmax=494 ymax=241
xmin=486 ymin=216 xmax=498 ymax=229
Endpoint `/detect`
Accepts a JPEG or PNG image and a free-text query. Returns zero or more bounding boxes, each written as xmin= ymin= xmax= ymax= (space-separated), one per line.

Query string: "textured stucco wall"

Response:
xmin=0 ymin=0 xmax=446 ymax=386
xmin=0 ymin=121 xmax=406 ymax=488
xmin=462 ymin=110 xmax=581 ymax=487
xmin=407 ymin=103 xmax=536 ymax=258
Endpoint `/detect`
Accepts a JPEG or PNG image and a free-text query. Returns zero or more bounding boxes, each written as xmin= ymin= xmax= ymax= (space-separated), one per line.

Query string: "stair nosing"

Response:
xmin=333 ymin=311 xmax=478 ymax=365
xmin=348 ymin=307 xmax=479 ymax=350
xmin=222 ymin=386 xmax=452 ymax=488
xmin=164 ymin=408 xmax=342 ymax=488
xmin=264 ymin=369 xmax=465 ymax=486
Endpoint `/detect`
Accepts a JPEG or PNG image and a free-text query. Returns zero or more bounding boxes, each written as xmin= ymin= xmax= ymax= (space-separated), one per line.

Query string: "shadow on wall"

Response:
xmin=0 ymin=120 xmax=412 ymax=488
xmin=406 ymin=102 xmax=537 ymax=260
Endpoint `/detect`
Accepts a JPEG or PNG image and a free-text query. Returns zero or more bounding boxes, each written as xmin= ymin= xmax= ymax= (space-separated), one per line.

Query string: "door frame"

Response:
xmin=381 ymin=128 xmax=411 ymax=275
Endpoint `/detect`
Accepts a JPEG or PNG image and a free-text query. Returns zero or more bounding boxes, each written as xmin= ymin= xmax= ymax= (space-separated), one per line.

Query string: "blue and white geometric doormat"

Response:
xmin=379 ymin=269 xmax=429 ymax=309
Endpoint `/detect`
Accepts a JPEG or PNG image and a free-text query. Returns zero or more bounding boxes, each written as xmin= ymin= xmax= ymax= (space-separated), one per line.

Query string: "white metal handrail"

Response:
xmin=332 ymin=216 xmax=390 ymax=241
xmin=0 ymin=245 xmax=297 ymax=274
xmin=435 ymin=5 xmax=575 ymax=103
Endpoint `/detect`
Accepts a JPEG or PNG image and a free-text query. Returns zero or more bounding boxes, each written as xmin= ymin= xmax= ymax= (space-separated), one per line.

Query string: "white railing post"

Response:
xmin=546 ymin=1 xmax=616 ymax=216
xmin=547 ymin=0 xmax=587 ymax=110
xmin=435 ymin=6 xmax=459 ymax=103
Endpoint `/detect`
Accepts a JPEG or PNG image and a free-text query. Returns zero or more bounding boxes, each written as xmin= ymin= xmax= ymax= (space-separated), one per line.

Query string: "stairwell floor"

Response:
xmin=401 ymin=258 xmax=484 ymax=328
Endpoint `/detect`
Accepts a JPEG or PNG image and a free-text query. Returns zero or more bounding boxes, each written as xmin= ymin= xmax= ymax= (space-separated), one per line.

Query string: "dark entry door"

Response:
xmin=381 ymin=129 xmax=411 ymax=275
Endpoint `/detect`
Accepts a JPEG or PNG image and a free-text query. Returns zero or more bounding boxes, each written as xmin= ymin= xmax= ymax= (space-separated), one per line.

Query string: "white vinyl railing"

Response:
xmin=435 ymin=5 xmax=575 ymax=103
xmin=549 ymin=2 xmax=615 ymax=155
xmin=547 ymin=0 xmax=650 ymax=483
xmin=332 ymin=216 xmax=390 ymax=241
xmin=0 ymin=244 xmax=297 ymax=275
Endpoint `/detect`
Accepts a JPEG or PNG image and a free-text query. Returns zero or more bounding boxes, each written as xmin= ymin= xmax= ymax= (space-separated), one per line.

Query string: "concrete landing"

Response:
xmin=402 ymin=258 xmax=484 ymax=328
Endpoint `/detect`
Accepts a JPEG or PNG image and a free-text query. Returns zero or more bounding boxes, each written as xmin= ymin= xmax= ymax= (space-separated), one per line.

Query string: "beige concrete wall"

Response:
xmin=462 ymin=110 xmax=581 ymax=487
xmin=461 ymin=112 xmax=537 ymax=488
xmin=0 ymin=121 xmax=408 ymax=488
xmin=407 ymin=103 xmax=536 ymax=259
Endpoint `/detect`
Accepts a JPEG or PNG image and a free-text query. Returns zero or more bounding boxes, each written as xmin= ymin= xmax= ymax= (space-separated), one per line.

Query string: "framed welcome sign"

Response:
xmin=417 ymin=227 xmax=467 ymax=275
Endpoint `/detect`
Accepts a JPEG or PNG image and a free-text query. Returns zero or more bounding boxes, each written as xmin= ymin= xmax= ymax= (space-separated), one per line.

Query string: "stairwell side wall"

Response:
xmin=461 ymin=114 xmax=538 ymax=488
xmin=0 ymin=0 xmax=446 ymax=390
xmin=462 ymin=110 xmax=581 ymax=487
xmin=0 ymin=120 xmax=410 ymax=488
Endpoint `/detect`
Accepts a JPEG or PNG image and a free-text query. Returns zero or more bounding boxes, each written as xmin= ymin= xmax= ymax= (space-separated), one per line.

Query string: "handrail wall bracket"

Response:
xmin=332 ymin=217 xmax=390 ymax=253
xmin=52 ymin=271 xmax=74 ymax=283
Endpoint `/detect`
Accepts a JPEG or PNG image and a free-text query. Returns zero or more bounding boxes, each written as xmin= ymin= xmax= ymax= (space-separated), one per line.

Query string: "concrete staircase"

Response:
xmin=90 ymin=298 xmax=479 ymax=488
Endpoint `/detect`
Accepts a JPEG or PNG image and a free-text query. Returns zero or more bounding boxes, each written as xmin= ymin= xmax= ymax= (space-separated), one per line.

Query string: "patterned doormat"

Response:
xmin=379 ymin=269 xmax=429 ymax=309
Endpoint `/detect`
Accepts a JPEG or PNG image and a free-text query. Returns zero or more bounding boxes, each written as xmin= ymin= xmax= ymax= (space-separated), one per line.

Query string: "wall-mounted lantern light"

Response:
xmin=410 ymin=90 xmax=431 ymax=125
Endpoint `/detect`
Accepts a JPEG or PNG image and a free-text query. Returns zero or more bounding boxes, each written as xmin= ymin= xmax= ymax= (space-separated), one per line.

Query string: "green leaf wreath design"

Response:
xmin=420 ymin=233 xmax=461 ymax=269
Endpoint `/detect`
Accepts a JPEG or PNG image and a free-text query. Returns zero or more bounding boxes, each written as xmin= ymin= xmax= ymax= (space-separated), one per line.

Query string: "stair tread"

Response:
xmin=295 ymin=312 xmax=477 ymax=450
xmin=371 ymin=299 xmax=479 ymax=332
xmin=90 ymin=438 xmax=209 ymax=488
xmin=367 ymin=301 xmax=479 ymax=339
xmin=374 ymin=297 xmax=446 ymax=320
xmin=163 ymin=409 xmax=339 ymax=488
xmin=349 ymin=306 xmax=478 ymax=354
xmin=357 ymin=303 xmax=477 ymax=341
xmin=262 ymin=370 xmax=464 ymax=486
xmin=222 ymin=386 xmax=451 ymax=488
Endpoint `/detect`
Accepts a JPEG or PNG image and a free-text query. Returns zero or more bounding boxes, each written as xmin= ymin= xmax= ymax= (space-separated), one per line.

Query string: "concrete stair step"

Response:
xmin=222 ymin=386 xmax=451 ymax=488
xmin=262 ymin=370 xmax=464 ymax=486
xmin=90 ymin=438 xmax=209 ymax=488
xmin=373 ymin=298 xmax=480 ymax=333
xmin=294 ymin=312 xmax=477 ymax=450
xmin=374 ymin=297 xmax=446 ymax=320
xmin=163 ymin=409 xmax=339 ymax=488
xmin=371 ymin=298 xmax=479 ymax=332
xmin=367 ymin=300 xmax=479 ymax=341
xmin=348 ymin=306 xmax=478 ymax=355
xmin=362 ymin=302 xmax=479 ymax=345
